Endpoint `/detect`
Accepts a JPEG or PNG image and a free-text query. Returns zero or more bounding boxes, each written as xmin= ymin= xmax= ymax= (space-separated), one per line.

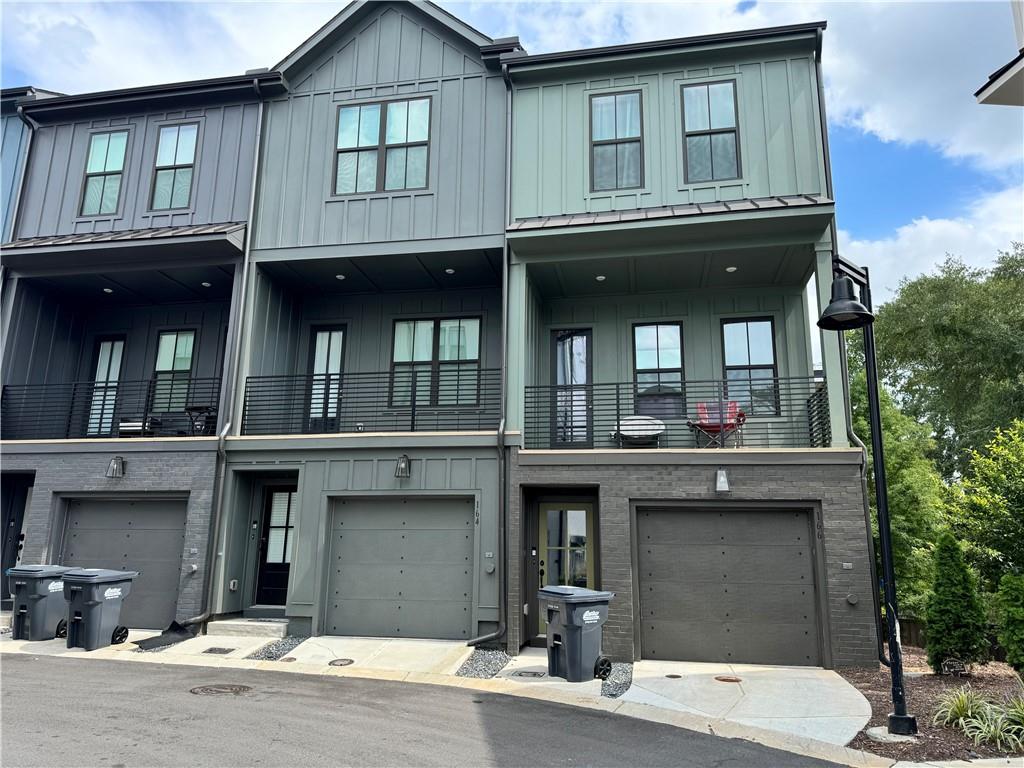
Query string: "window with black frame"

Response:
xmin=391 ymin=318 xmax=480 ymax=408
xmin=722 ymin=319 xmax=779 ymax=415
xmin=81 ymin=130 xmax=128 ymax=216
xmin=633 ymin=323 xmax=684 ymax=418
xmin=335 ymin=98 xmax=430 ymax=194
xmin=682 ymin=81 xmax=740 ymax=183
xmin=590 ymin=91 xmax=643 ymax=191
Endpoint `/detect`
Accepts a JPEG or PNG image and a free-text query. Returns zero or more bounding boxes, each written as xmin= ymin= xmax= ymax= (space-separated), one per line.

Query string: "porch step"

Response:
xmin=242 ymin=605 xmax=287 ymax=620
xmin=0 ymin=611 xmax=11 ymax=630
xmin=206 ymin=617 xmax=288 ymax=639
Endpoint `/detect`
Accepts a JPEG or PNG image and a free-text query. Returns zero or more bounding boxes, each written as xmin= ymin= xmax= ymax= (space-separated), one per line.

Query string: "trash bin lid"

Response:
xmin=6 ymin=564 xmax=73 ymax=578
xmin=537 ymin=585 xmax=615 ymax=603
xmin=62 ymin=568 xmax=139 ymax=584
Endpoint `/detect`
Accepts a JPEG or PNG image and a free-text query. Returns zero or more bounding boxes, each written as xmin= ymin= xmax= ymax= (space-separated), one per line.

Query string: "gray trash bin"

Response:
xmin=8 ymin=565 xmax=73 ymax=641
xmin=538 ymin=585 xmax=614 ymax=683
xmin=62 ymin=568 xmax=138 ymax=651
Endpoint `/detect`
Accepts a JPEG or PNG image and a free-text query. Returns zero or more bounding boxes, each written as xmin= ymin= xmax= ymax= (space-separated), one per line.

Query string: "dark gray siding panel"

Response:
xmin=2 ymin=279 xmax=84 ymax=386
xmin=14 ymin=102 xmax=260 ymax=238
xmin=253 ymin=2 xmax=506 ymax=250
xmin=1 ymin=111 xmax=31 ymax=242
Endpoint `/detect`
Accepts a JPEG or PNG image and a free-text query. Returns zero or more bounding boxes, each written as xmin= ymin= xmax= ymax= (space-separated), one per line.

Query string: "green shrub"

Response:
xmin=925 ymin=531 xmax=989 ymax=673
xmin=1006 ymin=692 xmax=1024 ymax=729
xmin=996 ymin=574 xmax=1024 ymax=675
xmin=933 ymin=686 xmax=989 ymax=726
xmin=961 ymin=704 xmax=1024 ymax=752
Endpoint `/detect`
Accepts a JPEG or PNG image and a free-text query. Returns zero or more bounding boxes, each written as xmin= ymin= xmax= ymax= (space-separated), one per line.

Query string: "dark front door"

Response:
xmin=1 ymin=475 xmax=32 ymax=610
xmin=551 ymin=329 xmax=592 ymax=447
xmin=254 ymin=486 xmax=296 ymax=606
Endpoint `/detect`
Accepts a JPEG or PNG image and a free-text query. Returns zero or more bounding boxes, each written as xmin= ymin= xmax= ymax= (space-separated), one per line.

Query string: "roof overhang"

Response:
xmin=507 ymin=197 xmax=834 ymax=262
xmin=1 ymin=223 xmax=245 ymax=275
xmin=975 ymin=49 xmax=1024 ymax=106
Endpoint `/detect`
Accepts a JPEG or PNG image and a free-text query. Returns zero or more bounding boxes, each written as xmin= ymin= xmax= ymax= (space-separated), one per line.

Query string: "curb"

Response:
xmin=0 ymin=642 xmax=908 ymax=767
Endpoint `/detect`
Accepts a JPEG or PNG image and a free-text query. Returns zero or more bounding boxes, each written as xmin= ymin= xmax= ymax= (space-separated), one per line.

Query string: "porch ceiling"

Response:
xmin=261 ymin=249 xmax=502 ymax=294
xmin=528 ymin=244 xmax=813 ymax=298
xmin=28 ymin=263 xmax=235 ymax=305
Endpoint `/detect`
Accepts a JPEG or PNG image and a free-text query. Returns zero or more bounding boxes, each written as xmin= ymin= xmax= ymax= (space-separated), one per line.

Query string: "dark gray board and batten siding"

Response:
xmin=254 ymin=3 xmax=506 ymax=251
xmin=14 ymin=102 xmax=260 ymax=239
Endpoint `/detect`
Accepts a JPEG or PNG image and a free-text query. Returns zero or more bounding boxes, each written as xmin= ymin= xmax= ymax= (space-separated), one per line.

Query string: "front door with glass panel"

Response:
xmin=308 ymin=327 xmax=344 ymax=432
xmin=551 ymin=330 xmax=592 ymax=447
xmin=537 ymin=503 xmax=595 ymax=633
xmin=87 ymin=337 xmax=124 ymax=436
xmin=255 ymin=486 xmax=296 ymax=606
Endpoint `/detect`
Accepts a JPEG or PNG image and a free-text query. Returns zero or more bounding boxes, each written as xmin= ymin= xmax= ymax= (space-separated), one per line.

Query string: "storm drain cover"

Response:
xmin=202 ymin=647 xmax=236 ymax=655
xmin=513 ymin=670 xmax=546 ymax=678
xmin=714 ymin=675 xmax=743 ymax=684
xmin=329 ymin=658 xmax=355 ymax=667
xmin=665 ymin=674 xmax=683 ymax=679
xmin=190 ymin=684 xmax=251 ymax=696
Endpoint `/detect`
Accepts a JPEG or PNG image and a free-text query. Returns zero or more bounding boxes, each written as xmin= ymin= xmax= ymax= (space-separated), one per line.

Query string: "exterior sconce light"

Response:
xmin=105 ymin=456 xmax=126 ymax=478
xmin=715 ymin=468 xmax=729 ymax=493
xmin=394 ymin=454 xmax=411 ymax=479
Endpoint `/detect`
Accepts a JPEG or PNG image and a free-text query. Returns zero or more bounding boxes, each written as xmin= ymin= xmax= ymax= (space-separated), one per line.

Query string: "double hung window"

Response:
xmin=633 ymin=323 xmax=684 ymax=417
xmin=722 ymin=319 xmax=778 ymax=415
xmin=152 ymin=124 xmax=198 ymax=210
xmin=590 ymin=92 xmax=643 ymax=191
xmin=682 ymin=82 xmax=740 ymax=183
xmin=81 ymin=131 xmax=128 ymax=216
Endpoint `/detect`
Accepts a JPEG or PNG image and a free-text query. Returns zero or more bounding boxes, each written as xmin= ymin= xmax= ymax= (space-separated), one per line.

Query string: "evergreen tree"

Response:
xmin=925 ymin=531 xmax=988 ymax=672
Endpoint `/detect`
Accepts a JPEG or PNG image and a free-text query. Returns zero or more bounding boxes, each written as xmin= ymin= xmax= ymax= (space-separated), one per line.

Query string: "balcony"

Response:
xmin=1 ymin=378 xmax=221 ymax=440
xmin=241 ymin=369 xmax=501 ymax=436
xmin=523 ymin=376 xmax=830 ymax=450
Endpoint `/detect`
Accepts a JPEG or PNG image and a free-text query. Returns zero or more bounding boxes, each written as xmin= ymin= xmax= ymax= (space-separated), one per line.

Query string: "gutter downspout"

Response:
xmin=814 ymin=35 xmax=886 ymax=665
xmin=183 ymin=78 xmax=265 ymax=628
xmin=467 ymin=63 xmax=514 ymax=648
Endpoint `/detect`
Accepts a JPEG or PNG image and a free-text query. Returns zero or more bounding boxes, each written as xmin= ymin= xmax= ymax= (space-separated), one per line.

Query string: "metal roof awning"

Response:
xmin=1 ymin=223 xmax=246 ymax=274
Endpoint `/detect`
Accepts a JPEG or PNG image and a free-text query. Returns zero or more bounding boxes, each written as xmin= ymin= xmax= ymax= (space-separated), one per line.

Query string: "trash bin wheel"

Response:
xmin=55 ymin=619 xmax=67 ymax=639
xmin=111 ymin=626 xmax=129 ymax=645
xmin=595 ymin=656 xmax=613 ymax=680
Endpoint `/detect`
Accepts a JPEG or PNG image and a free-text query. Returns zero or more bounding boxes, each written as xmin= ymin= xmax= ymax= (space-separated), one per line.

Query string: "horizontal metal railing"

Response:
xmin=1 ymin=378 xmax=221 ymax=440
xmin=524 ymin=376 xmax=831 ymax=450
xmin=241 ymin=368 xmax=501 ymax=435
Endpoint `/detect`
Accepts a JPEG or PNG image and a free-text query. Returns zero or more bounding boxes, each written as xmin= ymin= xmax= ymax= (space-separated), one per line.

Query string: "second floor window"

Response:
xmin=81 ymin=130 xmax=128 ymax=216
xmin=682 ymin=81 xmax=740 ymax=183
xmin=152 ymin=330 xmax=195 ymax=412
xmin=391 ymin=317 xmax=480 ymax=407
xmin=335 ymin=98 xmax=430 ymax=195
xmin=633 ymin=323 xmax=683 ymax=417
xmin=590 ymin=91 xmax=642 ymax=191
xmin=722 ymin=318 xmax=778 ymax=415
xmin=152 ymin=124 xmax=198 ymax=210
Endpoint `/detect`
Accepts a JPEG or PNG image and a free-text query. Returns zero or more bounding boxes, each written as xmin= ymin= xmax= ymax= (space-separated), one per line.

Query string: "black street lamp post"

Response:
xmin=818 ymin=257 xmax=918 ymax=736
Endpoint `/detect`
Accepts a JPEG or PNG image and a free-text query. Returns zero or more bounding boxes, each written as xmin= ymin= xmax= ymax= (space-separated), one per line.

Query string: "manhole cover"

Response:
xmin=190 ymin=684 xmax=251 ymax=696
xmin=202 ymin=647 xmax=236 ymax=655
xmin=513 ymin=670 xmax=546 ymax=678
xmin=665 ymin=674 xmax=683 ymax=679
xmin=329 ymin=658 xmax=355 ymax=667
xmin=279 ymin=657 xmax=297 ymax=663
xmin=714 ymin=675 xmax=742 ymax=683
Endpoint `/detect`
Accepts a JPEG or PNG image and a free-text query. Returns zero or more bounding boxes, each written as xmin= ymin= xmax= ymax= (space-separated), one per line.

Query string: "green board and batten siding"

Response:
xmin=510 ymin=51 xmax=825 ymax=220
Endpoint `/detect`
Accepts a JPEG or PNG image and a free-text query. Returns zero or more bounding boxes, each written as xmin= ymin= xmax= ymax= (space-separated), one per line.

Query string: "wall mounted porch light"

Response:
xmin=105 ymin=456 xmax=126 ymax=478
xmin=715 ymin=468 xmax=729 ymax=493
xmin=394 ymin=454 xmax=411 ymax=479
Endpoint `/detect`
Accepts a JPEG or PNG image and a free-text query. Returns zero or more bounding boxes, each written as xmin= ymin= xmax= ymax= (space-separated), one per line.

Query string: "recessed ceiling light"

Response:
xmin=725 ymin=266 xmax=738 ymax=273
xmin=201 ymin=281 xmax=212 ymax=288
xmin=335 ymin=274 xmax=346 ymax=280
xmin=595 ymin=275 xmax=606 ymax=282
xmin=444 ymin=268 xmax=455 ymax=275
xmin=102 ymin=288 xmax=113 ymax=294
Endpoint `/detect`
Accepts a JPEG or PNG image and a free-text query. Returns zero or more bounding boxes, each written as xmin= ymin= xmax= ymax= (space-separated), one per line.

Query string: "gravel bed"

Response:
xmin=456 ymin=648 xmax=512 ymax=678
xmin=245 ymin=635 xmax=308 ymax=661
xmin=601 ymin=663 xmax=633 ymax=698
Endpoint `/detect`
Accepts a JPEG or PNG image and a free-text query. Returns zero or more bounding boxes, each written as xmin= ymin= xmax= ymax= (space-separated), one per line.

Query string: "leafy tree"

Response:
xmin=849 ymin=367 xmax=944 ymax=618
xmin=874 ymin=244 xmax=1024 ymax=479
xmin=926 ymin=531 xmax=989 ymax=672
xmin=948 ymin=420 xmax=1024 ymax=591
xmin=996 ymin=573 xmax=1024 ymax=675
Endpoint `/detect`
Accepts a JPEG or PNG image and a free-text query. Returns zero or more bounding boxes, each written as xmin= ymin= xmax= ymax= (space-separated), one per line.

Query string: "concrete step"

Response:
xmin=0 ymin=611 xmax=11 ymax=629
xmin=206 ymin=617 xmax=288 ymax=639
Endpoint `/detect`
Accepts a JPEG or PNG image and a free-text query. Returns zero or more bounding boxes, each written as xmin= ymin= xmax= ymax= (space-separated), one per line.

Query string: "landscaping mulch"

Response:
xmin=838 ymin=645 xmax=1023 ymax=762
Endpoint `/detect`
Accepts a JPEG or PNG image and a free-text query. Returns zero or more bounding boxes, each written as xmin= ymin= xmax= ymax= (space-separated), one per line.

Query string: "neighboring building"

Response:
xmin=500 ymin=22 xmax=877 ymax=667
xmin=976 ymin=0 xmax=1024 ymax=105
xmin=0 ymin=73 xmax=282 ymax=627
xmin=1 ymin=88 xmax=61 ymax=244
xmin=1 ymin=2 xmax=877 ymax=667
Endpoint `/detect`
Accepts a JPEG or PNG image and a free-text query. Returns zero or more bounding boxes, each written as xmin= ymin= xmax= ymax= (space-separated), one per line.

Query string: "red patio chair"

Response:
xmin=687 ymin=400 xmax=746 ymax=448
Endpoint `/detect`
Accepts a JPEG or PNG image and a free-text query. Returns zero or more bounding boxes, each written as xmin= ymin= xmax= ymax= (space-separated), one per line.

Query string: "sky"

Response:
xmin=1 ymin=0 xmax=1022 ymax=307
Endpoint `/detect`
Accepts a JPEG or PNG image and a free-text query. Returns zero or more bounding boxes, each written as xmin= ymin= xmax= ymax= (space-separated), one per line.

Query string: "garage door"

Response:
xmin=637 ymin=507 xmax=821 ymax=666
xmin=326 ymin=497 xmax=473 ymax=639
xmin=61 ymin=498 xmax=187 ymax=630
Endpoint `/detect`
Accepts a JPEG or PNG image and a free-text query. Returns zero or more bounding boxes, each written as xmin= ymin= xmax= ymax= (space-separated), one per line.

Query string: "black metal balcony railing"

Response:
xmin=242 ymin=368 xmax=501 ymax=435
xmin=1 ymin=378 xmax=221 ymax=440
xmin=524 ymin=376 xmax=831 ymax=450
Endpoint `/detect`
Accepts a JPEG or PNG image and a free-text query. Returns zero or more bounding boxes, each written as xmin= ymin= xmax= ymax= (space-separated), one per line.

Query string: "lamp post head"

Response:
xmin=818 ymin=275 xmax=874 ymax=331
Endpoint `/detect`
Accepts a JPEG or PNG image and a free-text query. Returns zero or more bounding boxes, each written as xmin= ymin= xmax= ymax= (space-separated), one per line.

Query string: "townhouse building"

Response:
xmin=1 ymin=1 xmax=877 ymax=668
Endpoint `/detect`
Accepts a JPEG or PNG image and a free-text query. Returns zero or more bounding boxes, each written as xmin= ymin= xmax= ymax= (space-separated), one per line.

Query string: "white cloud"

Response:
xmin=839 ymin=183 xmax=1024 ymax=304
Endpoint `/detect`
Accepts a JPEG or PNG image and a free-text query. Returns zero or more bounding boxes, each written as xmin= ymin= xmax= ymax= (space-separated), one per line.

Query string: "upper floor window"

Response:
xmin=633 ymin=323 xmax=683 ymax=417
xmin=152 ymin=329 xmax=195 ymax=412
xmin=682 ymin=82 xmax=740 ymax=183
xmin=590 ymin=91 xmax=642 ymax=192
xmin=152 ymin=124 xmax=198 ymax=210
xmin=81 ymin=131 xmax=128 ymax=216
xmin=722 ymin=318 xmax=777 ymax=415
xmin=391 ymin=317 xmax=480 ymax=407
xmin=335 ymin=98 xmax=430 ymax=195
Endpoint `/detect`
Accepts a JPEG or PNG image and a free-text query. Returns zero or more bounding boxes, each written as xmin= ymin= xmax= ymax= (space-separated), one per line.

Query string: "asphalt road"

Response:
xmin=2 ymin=654 xmax=841 ymax=768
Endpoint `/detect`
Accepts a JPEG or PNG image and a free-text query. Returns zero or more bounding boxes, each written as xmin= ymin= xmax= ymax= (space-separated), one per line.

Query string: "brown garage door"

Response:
xmin=637 ymin=507 xmax=821 ymax=666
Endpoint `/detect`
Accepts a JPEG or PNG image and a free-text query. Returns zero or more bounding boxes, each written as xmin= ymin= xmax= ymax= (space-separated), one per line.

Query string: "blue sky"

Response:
xmin=2 ymin=0 xmax=1022 ymax=304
